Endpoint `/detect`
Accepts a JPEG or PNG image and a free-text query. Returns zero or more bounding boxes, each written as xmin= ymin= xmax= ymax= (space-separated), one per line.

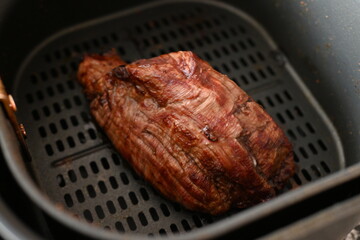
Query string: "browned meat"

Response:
xmin=77 ymin=51 xmax=295 ymax=215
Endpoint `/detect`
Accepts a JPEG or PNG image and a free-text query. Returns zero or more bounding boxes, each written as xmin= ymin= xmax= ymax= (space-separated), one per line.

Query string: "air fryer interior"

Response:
xmin=1 ymin=0 xmax=360 ymax=239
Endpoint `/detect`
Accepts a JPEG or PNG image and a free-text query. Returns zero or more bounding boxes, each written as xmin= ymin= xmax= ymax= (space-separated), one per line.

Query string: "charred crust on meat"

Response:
xmin=233 ymin=97 xmax=253 ymax=115
xmin=112 ymin=65 xmax=130 ymax=80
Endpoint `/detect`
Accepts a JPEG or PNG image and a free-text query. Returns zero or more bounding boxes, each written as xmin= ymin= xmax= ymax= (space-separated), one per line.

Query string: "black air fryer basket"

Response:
xmin=1 ymin=0 xmax=360 ymax=239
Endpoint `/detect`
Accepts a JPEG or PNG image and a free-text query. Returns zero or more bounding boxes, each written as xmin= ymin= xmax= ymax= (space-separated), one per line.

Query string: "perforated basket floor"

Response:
xmin=13 ymin=1 xmax=342 ymax=238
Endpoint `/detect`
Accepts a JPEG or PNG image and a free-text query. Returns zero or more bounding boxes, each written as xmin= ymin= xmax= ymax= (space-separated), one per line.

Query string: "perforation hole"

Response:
xmin=45 ymin=144 xmax=54 ymax=156
xmin=112 ymin=153 xmax=120 ymax=165
xmin=49 ymin=123 xmax=57 ymax=134
xmin=231 ymin=60 xmax=239 ymax=70
xmin=257 ymin=99 xmax=265 ymax=108
xmin=115 ymin=221 xmax=125 ymax=232
xmin=75 ymin=190 xmax=85 ymax=203
xmin=293 ymin=174 xmax=302 ymax=185
xmin=61 ymin=65 xmax=68 ymax=75
xmin=306 ymin=122 xmax=315 ymax=133
xmin=64 ymin=194 xmax=73 ymax=207
xmin=249 ymin=72 xmax=258 ymax=82
xmin=129 ymin=192 xmax=139 ymax=205
xmin=87 ymin=185 xmax=96 ymax=198
xmin=299 ymin=147 xmax=309 ymax=159
xmin=321 ymin=161 xmax=331 ymax=173
xmin=38 ymin=127 xmax=47 ymax=138
xmin=57 ymin=174 xmax=65 ymax=187
xmin=54 ymin=50 xmax=61 ymax=59
xmin=138 ymin=212 xmax=148 ymax=226
xmin=127 ymin=217 xmax=137 ymax=231
xmin=67 ymin=136 xmax=75 ymax=148
xmin=267 ymin=66 xmax=276 ymax=76
xmin=296 ymin=126 xmax=306 ymax=137
xmin=78 ymin=132 xmax=86 ymax=143
xmin=213 ymin=49 xmax=221 ymax=58
xmin=56 ymin=83 xmax=65 ymax=93
xmin=79 ymin=166 xmax=88 ymax=178
xmin=26 ymin=93 xmax=34 ymax=103
xmin=169 ymin=224 xmax=179 ymax=233
xmin=222 ymin=63 xmax=230 ymax=73
xmin=240 ymin=75 xmax=248 ymax=85
xmin=63 ymin=48 xmax=71 ymax=57
xmin=140 ymin=188 xmax=149 ymax=201
xmin=294 ymin=152 xmax=300 ymax=162
xmin=100 ymin=157 xmax=110 ymax=170
xmin=308 ymin=143 xmax=318 ymax=155
xmin=311 ymin=165 xmax=321 ymax=177
xmin=81 ymin=112 xmax=90 ymax=123
xmin=204 ymin=52 xmax=212 ymax=61
xmin=276 ymin=113 xmax=285 ymax=124
xmin=88 ymin=128 xmax=97 ymax=139
xmin=36 ymin=90 xmax=44 ymax=101
xmin=44 ymin=54 xmax=52 ymax=63
xmin=283 ymin=90 xmax=292 ymax=100
xmin=106 ymin=201 xmax=116 ymax=214
xmin=172 ymin=203 xmax=182 ymax=212
xmin=30 ymin=74 xmax=38 ymax=84
xmin=56 ymin=140 xmax=65 ymax=152
xmin=53 ymin=103 xmax=61 ymax=113
xmin=120 ymin=172 xmax=129 ymax=185
xmin=60 ymin=119 xmax=68 ymax=130
xmin=50 ymin=68 xmax=59 ymax=78
xmin=63 ymin=99 xmax=72 ymax=109
xmin=229 ymin=43 xmax=238 ymax=52
xmin=160 ymin=203 xmax=170 ymax=217
xmin=46 ymin=86 xmax=55 ymax=97
xmin=318 ymin=140 xmax=328 ymax=151
xmin=42 ymin=106 xmax=51 ymax=117
xmin=192 ymin=215 xmax=203 ymax=228
xmin=302 ymin=169 xmax=312 ymax=181
xmin=149 ymin=207 xmax=159 ymax=221
xmin=95 ymin=205 xmax=105 ymax=219
xmin=68 ymin=170 xmax=77 ymax=182
xmin=248 ymin=54 xmax=256 ymax=64
xmin=98 ymin=181 xmax=108 ymax=194
xmin=159 ymin=229 xmax=167 ymax=236
xmin=118 ymin=196 xmax=128 ymax=210
xmin=83 ymin=210 xmax=93 ymax=223
xmin=258 ymin=69 xmax=267 ymax=79
xmin=285 ymin=110 xmax=294 ymax=120
xmin=266 ymin=96 xmax=274 ymax=107
xmin=40 ymin=72 xmax=48 ymax=81
xmin=109 ymin=176 xmax=119 ymax=189
xmin=70 ymin=116 xmax=79 ymax=126
xmin=240 ymin=57 xmax=248 ymax=67
xmin=287 ymin=129 xmax=296 ymax=140
xmin=294 ymin=106 xmax=303 ymax=117
xmin=32 ymin=110 xmax=40 ymax=120
xmin=73 ymin=96 xmax=82 ymax=106
xmin=181 ymin=220 xmax=191 ymax=231
xmin=90 ymin=161 xmax=99 ymax=174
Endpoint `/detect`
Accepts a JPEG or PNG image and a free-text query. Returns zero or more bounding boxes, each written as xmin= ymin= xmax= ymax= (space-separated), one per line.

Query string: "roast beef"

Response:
xmin=77 ymin=51 xmax=295 ymax=215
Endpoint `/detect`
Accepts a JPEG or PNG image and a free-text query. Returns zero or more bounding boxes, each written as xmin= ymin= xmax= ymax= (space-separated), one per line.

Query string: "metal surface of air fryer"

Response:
xmin=11 ymin=1 xmax=343 ymax=238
